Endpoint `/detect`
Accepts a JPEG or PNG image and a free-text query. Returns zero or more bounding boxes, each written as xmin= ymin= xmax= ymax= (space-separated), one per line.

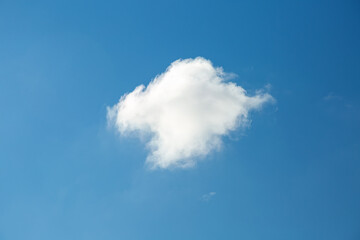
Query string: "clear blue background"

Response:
xmin=1 ymin=0 xmax=360 ymax=239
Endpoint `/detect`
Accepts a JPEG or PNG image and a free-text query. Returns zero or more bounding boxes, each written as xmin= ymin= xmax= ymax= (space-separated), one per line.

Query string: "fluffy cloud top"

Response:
xmin=107 ymin=57 xmax=273 ymax=169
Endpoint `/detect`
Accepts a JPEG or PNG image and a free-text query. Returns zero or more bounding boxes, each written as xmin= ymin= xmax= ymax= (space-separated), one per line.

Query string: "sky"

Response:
xmin=0 ymin=0 xmax=360 ymax=239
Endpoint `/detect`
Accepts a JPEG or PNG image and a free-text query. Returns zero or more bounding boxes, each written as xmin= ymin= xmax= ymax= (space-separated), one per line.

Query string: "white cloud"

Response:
xmin=323 ymin=92 xmax=342 ymax=101
xmin=107 ymin=57 xmax=274 ymax=169
xmin=201 ymin=192 xmax=216 ymax=202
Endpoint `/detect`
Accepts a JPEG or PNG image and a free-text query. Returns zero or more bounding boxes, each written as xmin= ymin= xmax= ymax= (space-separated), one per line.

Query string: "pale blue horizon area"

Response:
xmin=1 ymin=0 xmax=360 ymax=239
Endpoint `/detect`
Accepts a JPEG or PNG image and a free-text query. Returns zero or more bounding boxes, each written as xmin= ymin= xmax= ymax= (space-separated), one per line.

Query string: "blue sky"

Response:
xmin=1 ymin=0 xmax=360 ymax=239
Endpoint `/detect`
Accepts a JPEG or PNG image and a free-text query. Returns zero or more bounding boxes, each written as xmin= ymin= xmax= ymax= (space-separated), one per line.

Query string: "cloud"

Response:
xmin=323 ymin=92 xmax=342 ymax=101
xmin=107 ymin=57 xmax=274 ymax=169
xmin=201 ymin=192 xmax=216 ymax=201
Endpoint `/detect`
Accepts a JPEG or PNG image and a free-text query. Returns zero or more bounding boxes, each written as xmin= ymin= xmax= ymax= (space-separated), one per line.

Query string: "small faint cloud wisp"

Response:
xmin=201 ymin=192 xmax=216 ymax=201
xmin=107 ymin=57 xmax=274 ymax=169
xmin=323 ymin=92 xmax=342 ymax=101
